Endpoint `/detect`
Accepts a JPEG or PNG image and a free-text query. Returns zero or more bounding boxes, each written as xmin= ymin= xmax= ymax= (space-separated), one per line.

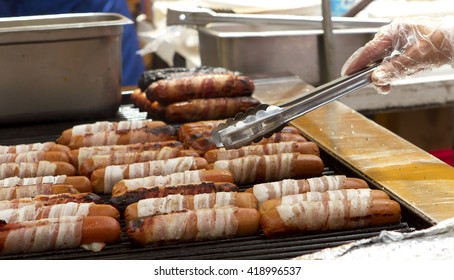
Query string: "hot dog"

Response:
xmin=0 ymin=151 xmax=69 ymax=164
xmin=111 ymin=169 xmax=234 ymax=197
xmin=0 ymin=216 xmax=121 ymax=255
xmin=255 ymin=132 xmax=308 ymax=145
xmin=66 ymin=125 xmax=177 ymax=149
xmin=69 ymin=140 xmax=183 ymax=168
xmin=204 ymin=141 xmax=320 ymax=163
xmin=0 ymin=202 xmax=120 ymax=223
xmin=210 ymin=153 xmax=324 ymax=185
xmin=138 ymin=66 xmax=236 ymax=91
xmin=110 ymin=182 xmax=239 ymax=211
xmin=78 ymin=146 xmax=187 ymax=177
xmin=258 ymin=189 xmax=390 ymax=215
xmin=164 ymin=97 xmax=261 ymax=123
xmin=0 ymin=184 xmax=79 ymax=200
xmin=0 ymin=175 xmax=92 ymax=193
xmin=0 ymin=193 xmax=103 ymax=210
xmin=260 ymin=198 xmax=401 ymax=238
xmin=248 ymin=175 xmax=369 ymax=206
xmin=90 ymin=156 xmax=209 ymax=194
xmin=57 ymin=120 xmax=167 ymax=145
xmin=0 ymin=161 xmax=76 ymax=180
xmin=146 ymin=74 xmax=255 ymax=105
xmin=124 ymin=191 xmax=257 ymax=223
xmin=0 ymin=142 xmax=70 ymax=154
xmin=126 ymin=206 xmax=260 ymax=245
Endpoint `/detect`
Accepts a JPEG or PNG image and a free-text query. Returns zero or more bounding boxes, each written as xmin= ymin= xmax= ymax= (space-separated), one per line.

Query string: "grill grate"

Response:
xmin=0 ymin=105 xmax=418 ymax=259
xmin=0 ymin=223 xmax=412 ymax=260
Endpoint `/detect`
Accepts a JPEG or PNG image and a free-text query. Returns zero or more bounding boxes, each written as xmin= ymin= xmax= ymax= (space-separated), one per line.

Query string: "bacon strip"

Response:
xmin=126 ymin=207 xmax=239 ymax=245
xmin=252 ymin=175 xmax=358 ymax=205
xmin=1 ymin=216 xmax=83 ymax=255
xmin=110 ymin=182 xmax=238 ymax=210
xmin=146 ymin=74 xmax=255 ymax=104
xmin=276 ymin=198 xmax=372 ymax=232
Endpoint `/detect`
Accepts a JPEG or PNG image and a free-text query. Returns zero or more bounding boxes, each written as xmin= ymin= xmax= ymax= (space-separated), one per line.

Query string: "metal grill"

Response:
xmin=0 ymin=104 xmax=422 ymax=260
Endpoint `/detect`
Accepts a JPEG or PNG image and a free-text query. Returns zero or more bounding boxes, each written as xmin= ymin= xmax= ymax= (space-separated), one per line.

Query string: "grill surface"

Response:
xmin=0 ymin=104 xmax=418 ymax=259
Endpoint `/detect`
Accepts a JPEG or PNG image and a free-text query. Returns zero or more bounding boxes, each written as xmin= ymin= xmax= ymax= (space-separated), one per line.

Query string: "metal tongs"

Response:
xmin=212 ymin=64 xmax=379 ymax=149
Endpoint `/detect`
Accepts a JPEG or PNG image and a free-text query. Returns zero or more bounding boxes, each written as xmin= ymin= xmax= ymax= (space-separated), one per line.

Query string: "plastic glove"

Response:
xmin=341 ymin=17 xmax=454 ymax=94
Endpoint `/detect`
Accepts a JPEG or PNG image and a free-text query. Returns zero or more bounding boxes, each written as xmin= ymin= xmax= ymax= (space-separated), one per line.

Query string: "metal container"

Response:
xmin=0 ymin=13 xmax=131 ymax=124
xmin=198 ymin=23 xmax=378 ymax=86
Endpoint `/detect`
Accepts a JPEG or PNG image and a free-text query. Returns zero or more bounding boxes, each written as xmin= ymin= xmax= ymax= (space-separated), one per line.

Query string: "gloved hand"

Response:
xmin=341 ymin=17 xmax=454 ymax=94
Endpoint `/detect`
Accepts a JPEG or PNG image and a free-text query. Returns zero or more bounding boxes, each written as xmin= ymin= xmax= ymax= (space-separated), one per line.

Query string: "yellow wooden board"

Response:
xmin=290 ymin=101 xmax=454 ymax=224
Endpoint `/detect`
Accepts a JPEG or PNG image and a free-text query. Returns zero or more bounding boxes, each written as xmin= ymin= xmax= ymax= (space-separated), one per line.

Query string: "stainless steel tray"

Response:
xmin=0 ymin=13 xmax=131 ymax=124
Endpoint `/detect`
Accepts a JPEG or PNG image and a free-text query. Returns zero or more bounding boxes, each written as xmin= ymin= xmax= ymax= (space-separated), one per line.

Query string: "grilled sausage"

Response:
xmin=0 ymin=202 xmax=120 ymax=223
xmin=0 ymin=184 xmax=79 ymax=200
xmin=204 ymin=141 xmax=320 ymax=163
xmin=90 ymin=156 xmax=209 ymax=194
xmin=110 ymin=182 xmax=239 ymax=211
xmin=146 ymin=74 xmax=255 ymax=104
xmin=66 ymin=125 xmax=177 ymax=149
xmin=78 ymin=146 xmax=187 ymax=177
xmin=0 ymin=161 xmax=76 ymax=179
xmin=124 ymin=191 xmax=257 ymax=223
xmin=248 ymin=175 xmax=369 ymax=206
xmin=258 ymin=189 xmax=390 ymax=215
xmin=0 ymin=175 xmax=92 ymax=193
xmin=0 ymin=216 xmax=121 ymax=255
xmin=69 ymin=140 xmax=183 ymax=168
xmin=0 ymin=193 xmax=103 ymax=211
xmin=138 ymin=66 xmax=236 ymax=91
xmin=0 ymin=142 xmax=70 ymax=154
xmin=260 ymin=198 xmax=401 ymax=238
xmin=111 ymin=169 xmax=234 ymax=197
xmin=126 ymin=206 xmax=260 ymax=246
xmin=255 ymin=132 xmax=308 ymax=145
xmin=57 ymin=120 xmax=167 ymax=145
xmin=164 ymin=97 xmax=261 ymax=123
xmin=210 ymin=153 xmax=324 ymax=185
xmin=0 ymin=151 xmax=69 ymax=164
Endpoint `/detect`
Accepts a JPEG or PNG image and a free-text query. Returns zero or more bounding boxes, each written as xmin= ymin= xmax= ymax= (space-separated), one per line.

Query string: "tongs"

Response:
xmin=167 ymin=6 xmax=389 ymax=29
xmin=212 ymin=64 xmax=379 ymax=149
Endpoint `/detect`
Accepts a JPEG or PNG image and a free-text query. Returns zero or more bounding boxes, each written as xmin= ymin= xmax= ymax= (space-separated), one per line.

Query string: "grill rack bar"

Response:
xmin=0 ymin=223 xmax=412 ymax=260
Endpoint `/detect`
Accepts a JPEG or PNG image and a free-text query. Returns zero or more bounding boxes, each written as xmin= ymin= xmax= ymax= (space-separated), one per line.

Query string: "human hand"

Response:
xmin=341 ymin=17 xmax=454 ymax=94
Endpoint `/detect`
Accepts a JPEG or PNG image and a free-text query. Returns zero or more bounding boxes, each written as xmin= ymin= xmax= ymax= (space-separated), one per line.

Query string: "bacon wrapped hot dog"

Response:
xmin=0 ymin=193 xmax=103 ymax=211
xmin=0 ymin=161 xmax=76 ymax=180
xmin=164 ymin=97 xmax=261 ymax=123
xmin=0 ymin=175 xmax=92 ymax=193
xmin=210 ymin=153 xmax=324 ymax=185
xmin=78 ymin=146 xmax=197 ymax=177
xmin=124 ymin=191 xmax=257 ymax=223
xmin=110 ymin=181 xmax=239 ymax=211
xmin=0 ymin=202 xmax=119 ymax=224
xmin=0 ymin=184 xmax=79 ymax=201
xmin=57 ymin=120 xmax=167 ymax=145
xmin=69 ymin=140 xmax=183 ymax=168
xmin=248 ymin=175 xmax=369 ymax=206
xmin=204 ymin=141 xmax=320 ymax=163
xmin=260 ymin=198 xmax=401 ymax=238
xmin=0 ymin=216 xmax=121 ymax=255
xmin=126 ymin=206 xmax=260 ymax=245
xmin=0 ymin=142 xmax=70 ymax=154
xmin=146 ymin=74 xmax=255 ymax=105
xmin=0 ymin=151 xmax=69 ymax=164
xmin=90 ymin=156 xmax=209 ymax=194
xmin=66 ymin=125 xmax=177 ymax=149
xmin=111 ymin=168 xmax=233 ymax=197
xmin=258 ymin=189 xmax=390 ymax=215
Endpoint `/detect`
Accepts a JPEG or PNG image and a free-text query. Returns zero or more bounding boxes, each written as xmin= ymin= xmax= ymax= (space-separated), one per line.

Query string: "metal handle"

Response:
xmin=166 ymin=7 xmax=389 ymax=29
